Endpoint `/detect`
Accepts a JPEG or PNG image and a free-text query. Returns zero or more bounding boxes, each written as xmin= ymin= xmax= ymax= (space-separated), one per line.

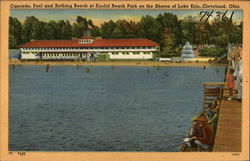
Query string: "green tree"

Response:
xmin=72 ymin=16 xmax=88 ymax=38
xmin=209 ymin=20 xmax=234 ymax=49
xmin=229 ymin=21 xmax=242 ymax=44
xmin=61 ymin=20 xmax=72 ymax=39
xmin=21 ymin=16 xmax=42 ymax=42
xmin=138 ymin=15 xmax=160 ymax=42
xmin=9 ymin=17 xmax=22 ymax=47
xmin=9 ymin=34 xmax=17 ymax=49
xmin=113 ymin=19 xmax=129 ymax=37
xmin=194 ymin=21 xmax=210 ymax=46
xmin=46 ymin=20 xmax=58 ymax=40
xmin=90 ymin=26 xmax=101 ymax=37
xmin=100 ymin=20 xmax=116 ymax=38
xmin=161 ymin=28 xmax=176 ymax=57
xmin=156 ymin=13 xmax=182 ymax=47
xmin=180 ymin=19 xmax=196 ymax=45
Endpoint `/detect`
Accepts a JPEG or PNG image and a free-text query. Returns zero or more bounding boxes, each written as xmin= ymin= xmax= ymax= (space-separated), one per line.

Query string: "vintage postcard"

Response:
xmin=0 ymin=0 xmax=249 ymax=161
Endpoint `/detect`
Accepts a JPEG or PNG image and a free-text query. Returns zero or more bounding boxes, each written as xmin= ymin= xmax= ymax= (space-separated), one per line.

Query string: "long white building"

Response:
xmin=19 ymin=36 xmax=159 ymax=61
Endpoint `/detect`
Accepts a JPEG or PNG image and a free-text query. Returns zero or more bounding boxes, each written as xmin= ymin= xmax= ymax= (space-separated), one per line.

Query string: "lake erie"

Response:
xmin=9 ymin=65 xmax=225 ymax=151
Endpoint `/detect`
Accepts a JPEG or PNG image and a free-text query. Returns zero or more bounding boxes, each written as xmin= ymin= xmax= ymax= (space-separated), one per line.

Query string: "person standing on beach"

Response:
xmin=228 ymin=69 xmax=235 ymax=101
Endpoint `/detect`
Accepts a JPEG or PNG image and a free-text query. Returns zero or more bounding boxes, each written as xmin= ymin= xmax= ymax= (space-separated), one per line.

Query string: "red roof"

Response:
xmin=19 ymin=38 xmax=159 ymax=48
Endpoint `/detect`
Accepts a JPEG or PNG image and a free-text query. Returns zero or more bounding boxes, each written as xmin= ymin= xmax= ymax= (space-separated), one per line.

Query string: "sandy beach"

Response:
xmin=9 ymin=59 xmax=226 ymax=67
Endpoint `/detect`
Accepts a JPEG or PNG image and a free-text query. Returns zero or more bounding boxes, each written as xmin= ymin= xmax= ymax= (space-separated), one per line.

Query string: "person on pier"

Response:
xmin=186 ymin=116 xmax=203 ymax=148
xmin=234 ymin=53 xmax=242 ymax=100
xmin=228 ymin=69 xmax=235 ymax=101
xmin=189 ymin=117 xmax=214 ymax=150
xmin=205 ymin=100 xmax=219 ymax=136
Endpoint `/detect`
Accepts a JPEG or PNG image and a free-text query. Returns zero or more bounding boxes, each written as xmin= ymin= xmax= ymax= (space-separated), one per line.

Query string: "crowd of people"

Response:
xmin=227 ymin=45 xmax=242 ymax=101
xmin=183 ymin=44 xmax=243 ymax=151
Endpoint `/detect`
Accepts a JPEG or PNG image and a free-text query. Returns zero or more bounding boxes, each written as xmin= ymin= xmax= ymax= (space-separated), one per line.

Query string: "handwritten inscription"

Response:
xmin=200 ymin=10 xmax=234 ymax=22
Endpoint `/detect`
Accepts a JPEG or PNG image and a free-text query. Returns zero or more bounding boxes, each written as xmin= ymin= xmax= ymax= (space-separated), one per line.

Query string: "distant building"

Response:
xmin=181 ymin=42 xmax=195 ymax=58
xmin=19 ymin=36 xmax=159 ymax=61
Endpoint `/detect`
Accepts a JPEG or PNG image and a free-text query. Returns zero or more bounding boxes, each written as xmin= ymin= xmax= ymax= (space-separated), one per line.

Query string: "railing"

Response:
xmin=202 ymin=82 xmax=225 ymax=112
xmin=216 ymin=53 xmax=227 ymax=63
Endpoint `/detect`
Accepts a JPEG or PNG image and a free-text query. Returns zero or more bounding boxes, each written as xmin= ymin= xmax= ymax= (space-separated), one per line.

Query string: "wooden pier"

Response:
xmin=213 ymin=47 xmax=242 ymax=152
xmin=213 ymin=91 xmax=242 ymax=152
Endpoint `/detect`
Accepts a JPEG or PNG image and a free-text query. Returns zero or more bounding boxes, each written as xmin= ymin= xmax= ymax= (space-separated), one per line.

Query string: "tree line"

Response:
xmin=9 ymin=13 xmax=242 ymax=57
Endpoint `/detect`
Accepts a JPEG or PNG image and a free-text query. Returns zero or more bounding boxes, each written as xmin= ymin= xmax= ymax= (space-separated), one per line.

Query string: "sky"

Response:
xmin=11 ymin=9 xmax=243 ymax=26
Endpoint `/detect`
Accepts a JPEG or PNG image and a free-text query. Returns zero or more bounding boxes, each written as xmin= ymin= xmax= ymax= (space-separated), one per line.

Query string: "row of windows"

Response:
xmin=22 ymin=52 xmax=38 ymax=54
xmin=78 ymin=39 xmax=92 ymax=44
xmin=24 ymin=52 xmax=152 ymax=56
xmin=112 ymin=52 xmax=151 ymax=55
xmin=23 ymin=47 xmax=156 ymax=50
xmin=43 ymin=53 xmax=80 ymax=56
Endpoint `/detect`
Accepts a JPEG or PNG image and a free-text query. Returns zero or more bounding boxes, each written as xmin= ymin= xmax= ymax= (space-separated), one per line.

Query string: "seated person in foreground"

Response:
xmin=186 ymin=115 xmax=203 ymax=148
xmin=191 ymin=117 xmax=214 ymax=149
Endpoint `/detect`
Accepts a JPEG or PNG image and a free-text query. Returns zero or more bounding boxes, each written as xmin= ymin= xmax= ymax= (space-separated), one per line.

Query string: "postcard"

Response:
xmin=0 ymin=0 xmax=249 ymax=161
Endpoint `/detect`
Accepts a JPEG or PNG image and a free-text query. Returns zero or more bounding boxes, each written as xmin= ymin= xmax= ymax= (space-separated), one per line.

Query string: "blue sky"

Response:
xmin=11 ymin=9 xmax=243 ymax=26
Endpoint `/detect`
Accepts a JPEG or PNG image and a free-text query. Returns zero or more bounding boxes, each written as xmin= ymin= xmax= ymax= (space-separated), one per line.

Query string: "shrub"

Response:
xmin=198 ymin=47 xmax=226 ymax=57
xmin=161 ymin=46 xmax=181 ymax=57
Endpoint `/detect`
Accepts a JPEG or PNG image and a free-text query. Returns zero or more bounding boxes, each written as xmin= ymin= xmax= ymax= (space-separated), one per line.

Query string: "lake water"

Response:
xmin=9 ymin=49 xmax=21 ymax=59
xmin=9 ymin=65 xmax=225 ymax=151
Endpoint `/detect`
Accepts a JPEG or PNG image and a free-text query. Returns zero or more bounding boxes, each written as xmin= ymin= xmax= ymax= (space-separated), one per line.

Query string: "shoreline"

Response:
xmin=9 ymin=60 xmax=227 ymax=67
